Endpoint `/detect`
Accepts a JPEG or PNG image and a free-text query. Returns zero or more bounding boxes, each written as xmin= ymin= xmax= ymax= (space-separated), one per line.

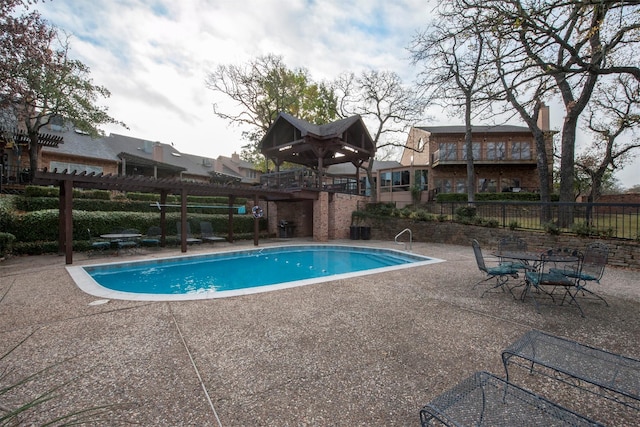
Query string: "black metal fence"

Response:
xmin=428 ymin=201 xmax=640 ymax=240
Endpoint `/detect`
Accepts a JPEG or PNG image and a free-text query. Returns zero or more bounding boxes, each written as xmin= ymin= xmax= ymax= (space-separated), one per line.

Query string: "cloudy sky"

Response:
xmin=35 ymin=0 xmax=640 ymax=187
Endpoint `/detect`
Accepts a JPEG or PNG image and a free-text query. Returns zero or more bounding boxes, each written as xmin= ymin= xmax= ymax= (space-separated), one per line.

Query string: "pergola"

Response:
xmin=32 ymin=169 xmax=314 ymax=264
xmin=0 ymin=127 xmax=64 ymax=148
xmin=259 ymin=113 xmax=375 ymax=190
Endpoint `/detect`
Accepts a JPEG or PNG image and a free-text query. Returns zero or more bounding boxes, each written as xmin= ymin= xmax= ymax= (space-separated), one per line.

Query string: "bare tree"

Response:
xmin=411 ymin=8 xmax=502 ymax=203
xmin=454 ymin=0 xmax=640 ymax=225
xmin=334 ymin=70 xmax=427 ymax=202
xmin=577 ymin=75 xmax=640 ymax=203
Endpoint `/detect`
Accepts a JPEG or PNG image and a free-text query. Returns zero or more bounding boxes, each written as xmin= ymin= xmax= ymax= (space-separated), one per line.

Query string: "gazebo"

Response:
xmin=259 ymin=113 xmax=375 ymax=191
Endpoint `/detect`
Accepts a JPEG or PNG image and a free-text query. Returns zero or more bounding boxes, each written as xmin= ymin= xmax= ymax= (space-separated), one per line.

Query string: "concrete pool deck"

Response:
xmin=1 ymin=239 xmax=639 ymax=425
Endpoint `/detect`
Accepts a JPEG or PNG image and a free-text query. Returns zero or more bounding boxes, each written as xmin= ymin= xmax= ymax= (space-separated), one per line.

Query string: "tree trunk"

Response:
xmin=366 ymin=159 xmax=376 ymax=202
xmin=28 ymin=131 xmax=39 ymax=177
xmin=464 ymin=98 xmax=475 ymax=204
xmin=558 ymin=115 xmax=579 ymax=227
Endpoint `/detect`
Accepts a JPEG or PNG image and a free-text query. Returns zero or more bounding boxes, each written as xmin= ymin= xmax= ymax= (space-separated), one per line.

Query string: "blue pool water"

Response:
xmin=67 ymin=245 xmax=442 ymax=301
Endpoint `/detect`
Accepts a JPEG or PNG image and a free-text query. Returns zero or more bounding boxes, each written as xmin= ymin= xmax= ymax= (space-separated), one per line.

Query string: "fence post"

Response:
xmin=502 ymin=203 xmax=506 ymax=228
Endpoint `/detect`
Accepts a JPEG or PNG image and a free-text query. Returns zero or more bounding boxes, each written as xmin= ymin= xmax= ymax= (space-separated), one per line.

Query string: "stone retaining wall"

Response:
xmin=368 ymin=218 xmax=640 ymax=270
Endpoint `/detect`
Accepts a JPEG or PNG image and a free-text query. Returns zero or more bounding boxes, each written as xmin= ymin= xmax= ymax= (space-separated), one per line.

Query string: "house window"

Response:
xmin=439 ymin=143 xmax=457 ymax=161
xmin=461 ymin=143 xmax=481 ymax=161
xmin=414 ymin=170 xmax=428 ymax=190
xmin=455 ymin=179 xmax=467 ymax=193
xmin=510 ymin=141 xmax=531 ymax=160
xmin=380 ymin=171 xmax=392 ymax=192
xmin=436 ymin=178 xmax=453 ymax=193
xmin=501 ymin=177 xmax=521 ymax=192
xmin=486 ymin=142 xmax=506 ymax=160
xmin=392 ymin=170 xmax=410 ymax=191
xmin=478 ymin=177 xmax=497 ymax=193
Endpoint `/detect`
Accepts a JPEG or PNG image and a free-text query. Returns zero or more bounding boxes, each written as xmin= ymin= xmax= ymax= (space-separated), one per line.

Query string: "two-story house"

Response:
xmin=376 ymin=107 xmax=553 ymax=207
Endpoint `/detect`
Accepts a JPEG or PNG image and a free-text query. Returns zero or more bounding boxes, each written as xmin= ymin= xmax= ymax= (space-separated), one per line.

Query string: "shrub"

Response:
xmin=571 ymin=222 xmax=597 ymax=237
xmin=454 ymin=206 xmax=477 ymax=221
xmin=0 ymin=232 xmax=16 ymax=256
xmin=508 ymin=220 xmax=519 ymax=230
xmin=364 ymin=202 xmax=396 ymax=216
xmin=544 ymin=221 xmax=560 ymax=235
xmin=409 ymin=209 xmax=436 ymax=221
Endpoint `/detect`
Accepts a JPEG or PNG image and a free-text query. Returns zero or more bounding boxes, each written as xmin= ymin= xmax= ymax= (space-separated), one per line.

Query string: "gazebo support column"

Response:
xmin=313 ymin=191 xmax=329 ymax=242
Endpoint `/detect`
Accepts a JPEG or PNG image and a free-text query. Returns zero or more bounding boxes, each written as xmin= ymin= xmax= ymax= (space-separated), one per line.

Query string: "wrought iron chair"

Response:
xmin=141 ymin=226 xmax=161 ymax=247
xmin=524 ymin=248 xmax=584 ymax=316
xmin=117 ymin=228 xmax=140 ymax=253
xmin=556 ymin=242 xmax=609 ymax=306
xmin=472 ymin=239 xmax=519 ymax=298
xmin=497 ymin=235 xmax=530 ymax=271
xmin=87 ymin=229 xmax=110 ymax=256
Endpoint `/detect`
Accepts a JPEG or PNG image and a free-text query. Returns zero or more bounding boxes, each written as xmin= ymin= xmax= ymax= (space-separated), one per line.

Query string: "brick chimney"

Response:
xmin=537 ymin=103 xmax=550 ymax=131
xmin=153 ymin=143 xmax=163 ymax=162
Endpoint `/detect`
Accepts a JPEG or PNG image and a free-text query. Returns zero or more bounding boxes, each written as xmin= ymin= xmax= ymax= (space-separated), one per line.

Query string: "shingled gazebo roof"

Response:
xmin=259 ymin=112 xmax=375 ymax=168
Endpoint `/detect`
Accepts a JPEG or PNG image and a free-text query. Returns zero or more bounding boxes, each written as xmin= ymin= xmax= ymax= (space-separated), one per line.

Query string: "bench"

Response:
xmin=419 ymin=371 xmax=603 ymax=426
xmin=502 ymin=330 xmax=640 ymax=410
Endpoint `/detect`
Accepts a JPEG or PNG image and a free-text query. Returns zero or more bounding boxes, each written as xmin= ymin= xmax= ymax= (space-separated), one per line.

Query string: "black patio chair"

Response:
xmin=176 ymin=222 xmax=202 ymax=244
xmin=141 ymin=226 xmax=161 ymax=247
xmin=471 ymin=239 xmax=519 ymax=298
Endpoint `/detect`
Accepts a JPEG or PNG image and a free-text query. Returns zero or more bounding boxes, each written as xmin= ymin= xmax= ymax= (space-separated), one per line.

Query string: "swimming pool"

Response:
xmin=67 ymin=245 xmax=443 ymax=301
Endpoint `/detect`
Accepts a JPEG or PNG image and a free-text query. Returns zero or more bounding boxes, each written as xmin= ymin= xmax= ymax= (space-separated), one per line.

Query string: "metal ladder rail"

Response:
xmin=395 ymin=228 xmax=412 ymax=251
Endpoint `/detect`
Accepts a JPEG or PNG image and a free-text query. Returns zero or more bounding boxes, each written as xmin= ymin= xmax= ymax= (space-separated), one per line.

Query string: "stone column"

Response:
xmin=313 ymin=191 xmax=329 ymax=242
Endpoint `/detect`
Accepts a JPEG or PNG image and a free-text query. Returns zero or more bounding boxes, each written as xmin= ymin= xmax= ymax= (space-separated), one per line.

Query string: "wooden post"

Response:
xmin=58 ymin=181 xmax=66 ymax=255
xmin=160 ymin=190 xmax=167 ymax=246
xmin=63 ymin=179 xmax=73 ymax=264
xmin=228 ymin=195 xmax=235 ymax=243
xmin=180 ymin=188 xmax=187 ymax=253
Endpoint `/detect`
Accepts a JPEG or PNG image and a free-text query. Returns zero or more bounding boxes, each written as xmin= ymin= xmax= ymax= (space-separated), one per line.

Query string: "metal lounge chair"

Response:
xmin=200 ymin=221 xmax=225 ymax=243
xmin=117 ymin=228 xmax=140 ymax=253
xmin=471 ymin=239 xmax=519 ymax=298
xmin=176 ymin=221 xmax=202 ymax=244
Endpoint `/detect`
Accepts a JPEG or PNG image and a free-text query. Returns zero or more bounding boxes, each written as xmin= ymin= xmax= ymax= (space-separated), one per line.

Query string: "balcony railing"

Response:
xmin=431 ymin=147 xmax=536 ymax=166
xmin=259 ymin=168 xmax=361 ymax=195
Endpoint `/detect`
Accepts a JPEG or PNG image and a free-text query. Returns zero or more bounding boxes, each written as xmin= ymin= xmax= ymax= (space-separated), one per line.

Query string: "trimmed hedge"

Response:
xmin=6 ymin=210 xmax=266 ymax=243
xmin=436 ymin=192 xmax=560 ymax=202
xmin=24 ymin=185 xmax=111 ymax=199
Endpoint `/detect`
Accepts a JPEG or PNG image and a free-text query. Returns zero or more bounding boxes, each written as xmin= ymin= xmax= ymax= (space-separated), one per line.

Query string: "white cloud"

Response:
xmin=36 ymin=0 xmax=640 ymax=188
xmin=38 ymin=0 xmax=430 ymax=154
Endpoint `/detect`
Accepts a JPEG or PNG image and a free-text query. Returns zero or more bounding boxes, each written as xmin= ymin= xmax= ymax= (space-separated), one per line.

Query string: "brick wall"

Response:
xmin=368 ymin=218 xmax=640 ymax=270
